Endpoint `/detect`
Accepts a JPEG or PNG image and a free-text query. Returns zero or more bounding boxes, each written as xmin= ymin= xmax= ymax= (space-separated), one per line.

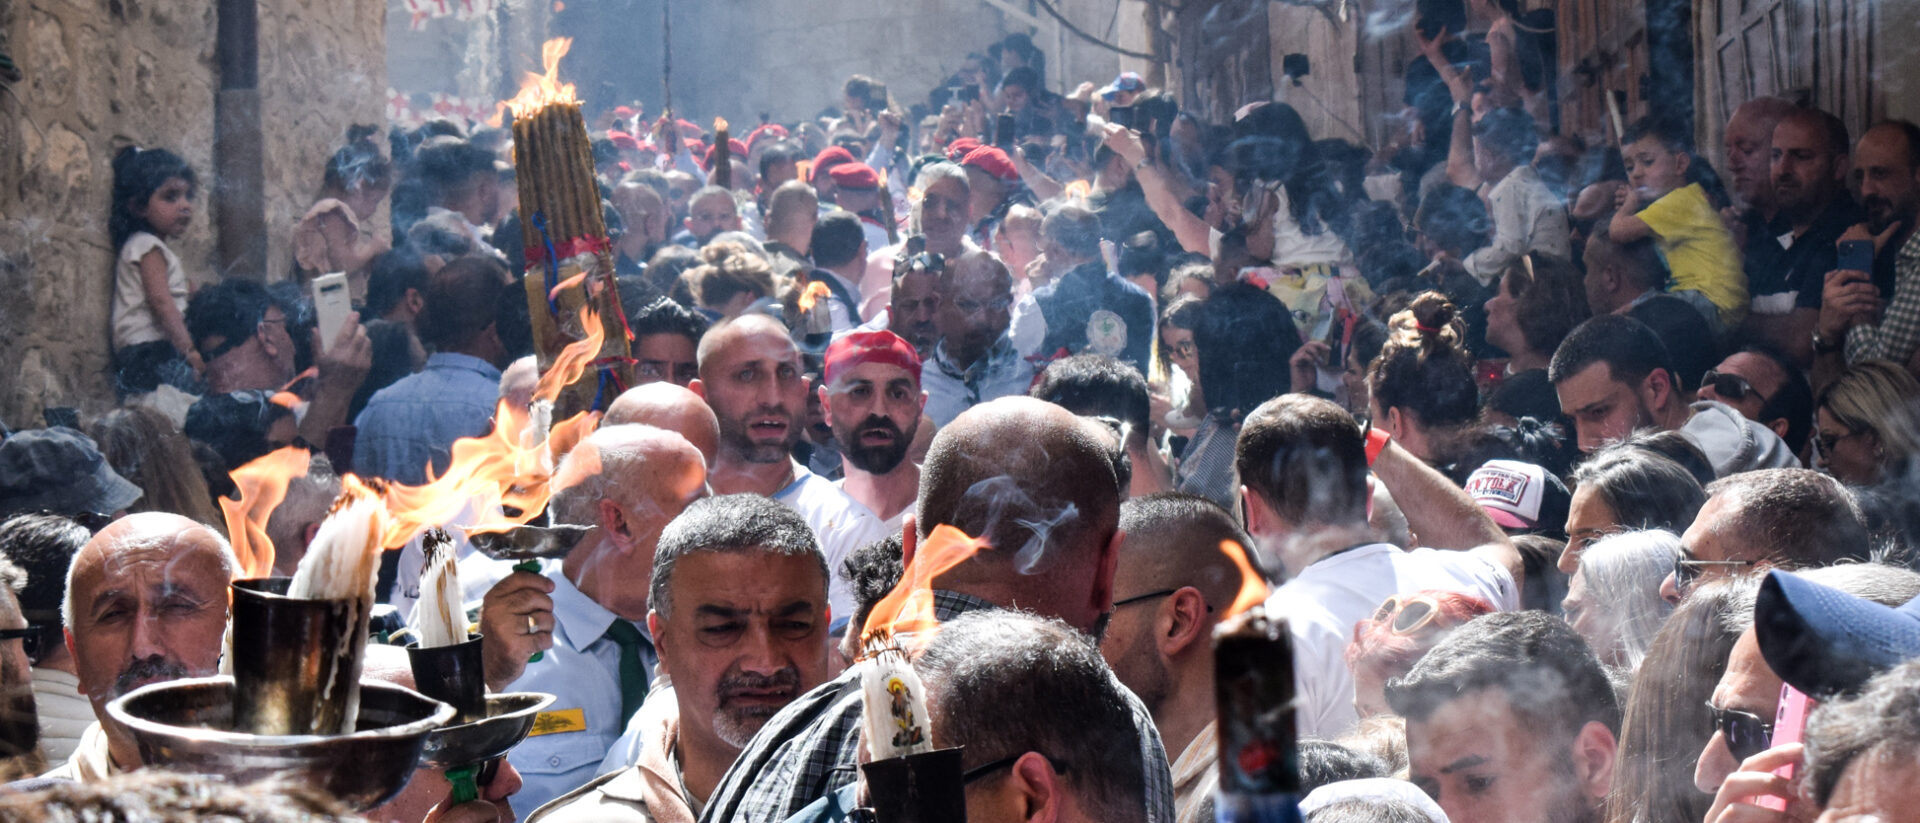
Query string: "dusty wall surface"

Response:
xmin=0 ymin=0 xmax=384 ymax=426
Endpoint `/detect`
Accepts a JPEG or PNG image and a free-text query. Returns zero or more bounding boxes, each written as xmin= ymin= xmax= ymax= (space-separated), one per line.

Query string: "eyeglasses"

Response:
xmin=1371 ymin=594 xmax=1443 ymax=635
xmin=0 ymin=626 xmax=47 ymax=665
xmin=1112 ymin=588 xmax=1214 ymax=613
xmin=1706 ymin=702 xmax=1774 ymax=762
xmin=1700 ymin=370 xmax=1767 ymax=403
xmin=1672 ymin=554 xmax=1756 ymax=596
xmin=963 ymin=753 xmax=1070 ymax=785
xmin=1814 ymin=428 xmax=1860 ymax=457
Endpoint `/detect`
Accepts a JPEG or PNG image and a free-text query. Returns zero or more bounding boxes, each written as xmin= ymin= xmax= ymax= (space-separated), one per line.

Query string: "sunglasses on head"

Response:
xmin=1700 ymin=370 xmax=1764 ymax=402
xmin=1706 ymin=702 xmax=1774 ymax=762
xmin=1672 ymin=553 xmax=1756 ymax=597
xmin=894 ymin=251 xmax=946 ymax=277
xmin=1371 ymin=594 xmax=1443 ymax=635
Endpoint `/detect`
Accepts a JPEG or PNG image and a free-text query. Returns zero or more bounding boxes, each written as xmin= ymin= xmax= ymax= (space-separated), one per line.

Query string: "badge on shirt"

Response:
xmin=1085 ymin=310 xmax=1127 ymax=358
xmin=529 ymin=708 xmax=587 ymax=736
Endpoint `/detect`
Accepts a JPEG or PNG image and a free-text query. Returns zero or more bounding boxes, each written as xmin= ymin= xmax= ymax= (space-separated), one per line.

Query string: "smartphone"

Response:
xmin=1109 ymin=105 xmax=1136 ymax=130
xmin=1757 ymin=684 xmax=1815 ymax=812
xmin=311 ymin=272 xmax=353 ymax=353
xmin=957 ymin=84 xmax=979 ymax=105
xmin=1838 ymin=239 xmax=1874 ymax=273
xmin=993 ymin=113 xmax=1016 ymax=149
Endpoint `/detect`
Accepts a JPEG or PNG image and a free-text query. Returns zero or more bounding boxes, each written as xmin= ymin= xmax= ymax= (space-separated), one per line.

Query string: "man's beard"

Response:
xmin=1107 ymin=623 xmax=1171 ymax=716
xmin=111 ymin=655 xmax=191 ymax=700
xmin=712 ymin=666 xmax=802 ymax=748
xmin=723 ymin=406 xmax=800 ymax=464
xmin=1864 ymin=196 xmax=1911 ymax=235
xmin=840 ymin=415 xmax=914 ymax=475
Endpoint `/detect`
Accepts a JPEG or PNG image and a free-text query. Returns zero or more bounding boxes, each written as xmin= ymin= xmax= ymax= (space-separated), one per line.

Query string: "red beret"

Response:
xmin=827 ymin=162 xmax=881 ymax=191
xmin=612 ymin=105 xmax=638 ymax=119
xmin=945 ymin=137 xmax=982 ymax=162
xmin=824 ymin=330 xmax=922 ymax=387
xmin=745 ymin=124 xmax=790 ymax=151
xmin=676 ymin=118 xmax=703 ymax=137
xmin=683 ymin=137 xmax=706 ymax=156
xmin=702 ymin=138 xmax=749 ymax=171
xmin=607 ymin=130 xmax=640 ymax=151
xmin=811 ymin=147 xmax=857 ymax=182
xmin=961 ymin=146 xmax=1019 ymax=182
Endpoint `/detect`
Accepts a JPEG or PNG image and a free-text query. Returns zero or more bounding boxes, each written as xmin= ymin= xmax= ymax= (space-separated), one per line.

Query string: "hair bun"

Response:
xmin=1408 ymin=292 xmax=1458 ymax=339
xmin=345 ymin=124 xmax=379 ymax=145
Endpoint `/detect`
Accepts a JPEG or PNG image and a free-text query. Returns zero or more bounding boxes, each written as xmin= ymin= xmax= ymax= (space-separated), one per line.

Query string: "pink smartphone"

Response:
xmin=1756 ymin=684 xmax=1814 ymax=811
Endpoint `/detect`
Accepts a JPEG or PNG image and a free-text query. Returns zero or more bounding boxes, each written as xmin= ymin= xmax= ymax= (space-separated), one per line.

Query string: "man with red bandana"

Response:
xmin=960 ymin=145 xmax=1033 ymax=248
xmin=818 ymin=330 xmax=926 ymax=532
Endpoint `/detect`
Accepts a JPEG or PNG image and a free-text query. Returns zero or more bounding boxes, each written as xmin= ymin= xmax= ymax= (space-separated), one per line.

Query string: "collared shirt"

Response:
xmin=1265 ymin=542 xmax=1519 ymax=739
xmin=40 ymin=721 xmax=113 ymax=782
xmin=773 ymin=463 xmax=889 ymax=619
xmin=1745 ymin=199 xmax=1864 ymax=311
xmin=920 ymin=336 xmax=1036 ymax=427
xmin=1172 ymin=721 xmax=1220 ymax=823
xmin=504 ymin=564 xmax=659 ymax=815
xmin=1462 ymin=165 xmax=1571 ymax=287
xmin=698 ymin=590 xmax=1177 ymax=823
xmin=352 ymin=352 xmax=503 ymax=485
xmin=534 ymin=684 xmax=694 ymax=823
xmin=1845 ymin=230 xmax=1920 ymax=366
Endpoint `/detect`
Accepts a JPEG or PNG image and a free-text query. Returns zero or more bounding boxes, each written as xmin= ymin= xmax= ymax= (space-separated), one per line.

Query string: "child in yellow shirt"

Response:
xmin=1608 ymin=116 xmax=1747 ymax=331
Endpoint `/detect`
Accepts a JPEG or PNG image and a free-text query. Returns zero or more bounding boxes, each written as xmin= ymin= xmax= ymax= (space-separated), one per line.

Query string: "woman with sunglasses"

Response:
xmin=1344 ymin=590 xmax=1494 ymax=720
xmin=1812 ymin=359 xmax=1920 ymax=487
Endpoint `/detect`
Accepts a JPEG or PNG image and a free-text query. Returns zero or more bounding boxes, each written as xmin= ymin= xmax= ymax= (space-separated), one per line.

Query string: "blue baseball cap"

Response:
xmin=1754 ymin=569 xmax=1920 ymax=699
xmin=1100 ymin=72 xmax=1146 ymax=101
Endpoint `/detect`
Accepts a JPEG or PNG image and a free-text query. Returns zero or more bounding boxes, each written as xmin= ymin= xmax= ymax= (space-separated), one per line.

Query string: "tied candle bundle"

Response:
xmin=506 ymin=37 xmax=633 ymax=416
xmin=712 ymin=117 xmax=731 ymax=189
xmin=858 ymin=642 xmax=932 ymax=762
xmin=414 ymin=529 xmax=468 ymax=649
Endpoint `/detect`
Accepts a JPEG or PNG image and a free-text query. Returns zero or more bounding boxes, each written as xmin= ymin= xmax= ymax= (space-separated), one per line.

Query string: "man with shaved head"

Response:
xmin=691 ymin=313 xmax=885 ymax=617
xmin=1098 ymin=493 xmax=1255 ymax=823
xmin=479 ymin=424 xmax=708 ymax=812
xmin=52 ymin=513 xmax=236 ymax=780
xmin=922 ymin=250 xmax=1032 ymax=426
xmin=702 ymin=395 xmax=1177 ymax=823
xmin=1747 ymin=107 xmax=1860 ymax=360
xmin=602 ymin=382 xmax=722 ymax=466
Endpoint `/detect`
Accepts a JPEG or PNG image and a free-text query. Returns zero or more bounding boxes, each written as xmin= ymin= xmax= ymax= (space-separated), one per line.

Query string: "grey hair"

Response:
xmin=0 ymin=555 xmax=24 ymax=595
xmin=1308 ymin=798 xmax=1436 ymax=823
xmin=1569 ymin=444 xmax=1706 ymax=536
xmin=548 ymin=425 xmax=667 ymax=527
xmin=914 ymin=609 xmax=1148 ymax=823
xmin=1573 ymin=529 xmax=1679 ymax=669
xmin=1719 ymin=562 xmax=1920 ymax=636
xmin=1704 ymin=469 xmax=1870 ymax=567
xmin=649 ymin=494 xmax=824 ymax=619
xmin=1802 ymin=657 xmax=1920 ymax=806
xmin=62 ymin=520 xmax=238 ymax=630
xmin=912 ymin=161 xmax=969 ymax=194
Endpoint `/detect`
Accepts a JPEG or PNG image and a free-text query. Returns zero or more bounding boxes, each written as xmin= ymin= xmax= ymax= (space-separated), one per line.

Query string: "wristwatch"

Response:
xmin=1812 ymin=329 xmax=1844 ymax=354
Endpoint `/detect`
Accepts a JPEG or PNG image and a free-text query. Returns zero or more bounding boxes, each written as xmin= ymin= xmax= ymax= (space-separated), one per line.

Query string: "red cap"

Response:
xmin=745 ymin=123 xmax=790 ymax=151
xmin=945 ymin=137 xmax=982 ymax=162
xmin=827 ymin=162 xmax=881 ymax=191
xmin=676 ymin=118 xmax=703 ymax=138
xmin=702 ymin=138 xmax=749 ymax=171
xmin=961 ymin=146 xmax=1019 ymax=182
xmin=612 ymin=105 xmax=638 ymax=119
xmin=683 ymin=137 xmax=706 ymax=156
xmin=811 ymin=146 xmax=856 ymax=182
xmin=824 ymin=330 xmax=922 ymax=386
xmin=608 ymin=130 xmax=640 ymax=151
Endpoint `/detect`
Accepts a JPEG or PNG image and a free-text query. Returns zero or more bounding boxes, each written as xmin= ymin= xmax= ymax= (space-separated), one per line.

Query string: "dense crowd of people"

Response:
xmin=1 ymin=6 xmax=1919 ymax=823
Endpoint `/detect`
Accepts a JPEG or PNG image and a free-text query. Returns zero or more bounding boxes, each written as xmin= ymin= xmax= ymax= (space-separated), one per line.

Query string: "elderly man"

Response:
xmin=186 ymin=278 xmax=369 ymax=446
xmin=1658 ymin=468 xmax=1871 ymax=603
xmin=922 ymin=250 xmax=1032 ymax=427
xmin=52 ymin=513 xmax=235 ymax=780
xmin=479 ymin=424 xmax=708 ymax=812
xmin=700 ymin=396 xmax=1176 ymax=823
xmin=531 ymin=495 xmax=833 ymax=821
xmin=1798 ymin=658 xmax=1920 ymax=822
xmin=859 ymin=163 xmax=973 ymax=321
xmin=818 ymin=331 xmax=925 ymax=533
xmin=690 ymin=314 xmax=886 ymax=617
xmin=1098 ymin=494 xmax=1252 ymax=823
xmin=674 ymin=187 xmax=741 ymax=249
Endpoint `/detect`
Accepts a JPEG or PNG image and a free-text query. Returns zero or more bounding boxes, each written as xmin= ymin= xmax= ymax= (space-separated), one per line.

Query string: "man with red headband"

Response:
xmin=818 ymin=330 xmax=926 ymax=532
xmin=960 ymin=145 xmax=1031 ymax=248
xmin=828 ymin=162 xmax=891 ymax=254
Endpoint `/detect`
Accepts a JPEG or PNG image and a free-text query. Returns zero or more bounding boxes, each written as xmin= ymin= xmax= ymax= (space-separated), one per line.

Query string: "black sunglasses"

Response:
xmin=1112 ymin=589 xmax=1215 ymax=613
xmin=1706 ymin=702 xmax=1774 ymax=762
xmin=1701 ymin=370 xmax=1766 ymax=403
xmin=0 ymin=626 xmax=48 ymax=666
xmin=1673 ymin=554 xmax=1755 ymax=597
xmin=963 ymin=753 xmax=1070 ymax=785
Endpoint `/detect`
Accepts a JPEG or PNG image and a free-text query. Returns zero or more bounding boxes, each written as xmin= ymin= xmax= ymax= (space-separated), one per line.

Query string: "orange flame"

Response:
xmin=1220 ymin=539 xmax=1270 ymax=618
xmin=218 ymin=447 xmax=312 ymax=579
xmin=504 ymin=38 xmax=578 ymax=120
xmin=797 ymin=280 xmax=832 ymax=314
xmin=713 ymin=117 xmax=729 ymax=134
xmin=861 ymin=525 xmax=994 ymax=650
xmin=1064 ymin=179 xmax=1092 ymax=200
xmin=533 ymin=304 xmax=606 ymax=405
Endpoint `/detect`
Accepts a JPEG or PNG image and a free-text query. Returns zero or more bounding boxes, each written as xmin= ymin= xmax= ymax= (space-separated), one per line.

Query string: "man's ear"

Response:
xmin=1642 ymin=367 xmax=1676 ymax=415
xmin=901 ymin=513 xmax=918 ymax=567
xmin=646 ymin=610 xmax=667 ymax=671
xmin=1161 ymin=586 xmax=1211 ymax=658
xmin=64 ymin=628 xmax=83 ymax=695
xmin=1766 ymin=417 xmax=1791 ymax=442
xmin=404 ymin=288 xmax=425 ymax=316
xmin=688 ymin=378 xmax=706 ymax=400
xmin=817 ymin=385 xmax=833 ymax=416
xmin=302 ymin=521 xmax=322 ymax=551
xmin=598 ymin=499 xmax=632 ymax=548
xmin=1005 ymin=751 xmax=1066 ymax=823
xmin=1240 ymin=486 xmax=1273 ymax=537
xmin=1092 ymin=528 xmax=1122 ymax=616
xmin=1571 ymin=720 xmax=1618 ymax=803
xmin=1672 ymin=150 xmax=1691 ymax=177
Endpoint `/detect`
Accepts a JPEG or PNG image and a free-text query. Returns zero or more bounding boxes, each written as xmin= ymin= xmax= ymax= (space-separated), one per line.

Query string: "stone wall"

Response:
xmin=0 ymin=0 xmax=384 ymax=427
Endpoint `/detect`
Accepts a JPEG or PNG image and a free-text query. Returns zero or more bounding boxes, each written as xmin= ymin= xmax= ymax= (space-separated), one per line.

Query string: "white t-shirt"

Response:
xmin=111 ymin=231 xmax=188 ymax=350
xmin=1264 ymin=542 xmax=1519 ymax=739
xmin=774 ymin=463 xmax=889 ymax=620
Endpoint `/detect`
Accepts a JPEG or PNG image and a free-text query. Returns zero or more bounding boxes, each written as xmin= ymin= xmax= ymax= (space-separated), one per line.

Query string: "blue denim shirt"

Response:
xmin=351 ymin=352 xmax=502 ymax=484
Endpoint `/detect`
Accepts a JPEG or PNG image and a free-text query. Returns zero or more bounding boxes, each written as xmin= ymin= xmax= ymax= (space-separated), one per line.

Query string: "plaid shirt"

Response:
xmin=1846 ymin=231 xmax=1920 ymax=366
xmin=699 ymin=590 xmax=1178 ymax=823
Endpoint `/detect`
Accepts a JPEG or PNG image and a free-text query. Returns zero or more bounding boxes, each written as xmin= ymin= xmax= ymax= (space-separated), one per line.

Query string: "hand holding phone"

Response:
xmin=311 ymin=273 xmax=353 ymax=354
xmin=1755 ymin=684 xmax=1813 ymax=812
xmin=1838 ymin=239 xmax=1874 ymax=274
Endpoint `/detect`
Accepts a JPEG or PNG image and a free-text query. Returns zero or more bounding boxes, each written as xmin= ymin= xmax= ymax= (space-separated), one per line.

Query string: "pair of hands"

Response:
xmin=1817 ymin=222 xmax=1903 ymax=340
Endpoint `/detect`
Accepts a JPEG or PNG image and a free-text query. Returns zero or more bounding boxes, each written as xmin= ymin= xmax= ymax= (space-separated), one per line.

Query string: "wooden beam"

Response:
xmin=979 ymin=0 xmax=1046 ymax=31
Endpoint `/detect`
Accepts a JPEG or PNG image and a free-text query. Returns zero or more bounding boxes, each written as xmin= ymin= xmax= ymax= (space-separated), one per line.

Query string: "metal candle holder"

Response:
xmin=230 ymin=577 xmax=374 ymax=736
xmin=856 ymin=746 xmax=967 ymax=823
xmin=406 ymin=636 xmax=488 ymax=723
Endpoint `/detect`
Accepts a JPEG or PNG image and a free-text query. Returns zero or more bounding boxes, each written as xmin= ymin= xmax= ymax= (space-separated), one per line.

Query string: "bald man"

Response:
xmin=479 ymin=424 xmax=708 ymax=812
xmin=703 ymin=396 xmax=1177 ymax=823
xmin=53 ymin=513 xmax=236 ymax=780
xmin=691 ymin=314 xmax=886 ymax=619
xmin=1097 ymin=494 xmax=1253 ymax=823
xmin=602 ymin=382 xmax=721 ymax=466
xmin=362 ymin=645 xmax=524 ymax=823
xmin=1747 ymin=107 xmax=1859 ymax=361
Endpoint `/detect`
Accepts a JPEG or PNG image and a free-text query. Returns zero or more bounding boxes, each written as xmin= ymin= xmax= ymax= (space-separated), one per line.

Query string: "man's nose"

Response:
xmin=128 ymin=610 xmax=168 ymax=659
xmin=1694 ymin=733 xmax=1736 ymax=795
xmin=1659 ymin=571 xmax=1682 ymax=605
xmin=738 ymin=623 xmax=785 ymax=675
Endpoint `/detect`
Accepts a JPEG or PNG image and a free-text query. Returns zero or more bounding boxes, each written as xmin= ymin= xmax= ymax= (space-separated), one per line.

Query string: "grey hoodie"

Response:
xmin=1680 ymin=400 xmax=1801 ymax=478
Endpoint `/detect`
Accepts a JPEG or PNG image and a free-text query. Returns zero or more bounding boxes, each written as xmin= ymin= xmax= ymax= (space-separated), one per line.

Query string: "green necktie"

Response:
xmin=603 ymin=619 xmax=650 ymax=722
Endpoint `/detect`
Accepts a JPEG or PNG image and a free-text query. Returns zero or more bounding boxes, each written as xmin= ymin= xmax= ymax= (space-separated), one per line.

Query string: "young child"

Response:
xmin=1608 ymin=116 xmax=1746 ymax=332
xmin=109 ymin=146 xmax=202 ymax=397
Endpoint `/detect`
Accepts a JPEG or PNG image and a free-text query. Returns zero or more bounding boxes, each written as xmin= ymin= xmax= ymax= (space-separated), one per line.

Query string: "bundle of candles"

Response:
xmin=414 ymin=530 xmax=469 ymax=650
xmin=507 ymin=37 xmax=633 ymax=415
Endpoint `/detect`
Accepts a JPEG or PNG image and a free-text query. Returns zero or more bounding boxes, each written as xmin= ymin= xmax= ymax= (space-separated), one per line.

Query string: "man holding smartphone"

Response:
xmin=1814 ymin=121 xmax=1920 ymax=382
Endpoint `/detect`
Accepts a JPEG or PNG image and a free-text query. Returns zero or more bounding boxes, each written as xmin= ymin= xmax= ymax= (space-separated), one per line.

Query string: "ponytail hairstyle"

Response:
xmin=324 ymin=124 xmax=394 ymax=194
xmin=1368 ymin=291 xmax=1480 ymax=430
xmin=109 ymin=146 xmax=197 ymax=249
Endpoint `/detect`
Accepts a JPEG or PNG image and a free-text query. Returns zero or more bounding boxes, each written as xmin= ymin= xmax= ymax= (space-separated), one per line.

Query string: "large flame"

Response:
xmin=1220 ymin=538 xmax=1270 ymax=618
xmin=218 ymin=447 xmax=313 ymax=579
xmin=860 ymin=525 xmax=994 ymax=651
xmin=796 ymin=280 xmax=832 ymax=315
xmin=503 ymin=38 xmax=578 ymax=120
